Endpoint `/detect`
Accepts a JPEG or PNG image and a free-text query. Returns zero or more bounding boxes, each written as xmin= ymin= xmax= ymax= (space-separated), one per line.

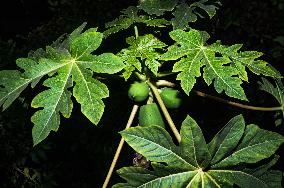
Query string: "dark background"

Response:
xmin=0 ymin=0 xmax=283 ymax=187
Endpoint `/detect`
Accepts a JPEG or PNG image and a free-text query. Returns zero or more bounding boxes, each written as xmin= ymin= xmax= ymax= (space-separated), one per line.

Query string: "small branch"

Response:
xmin=102 ymin=104 xmax=139 ymax=188
xmin=157 ymin=71 xmax=177 ymax=78
xmin=134 ymin=72 xmax=146 ymax=81
xmin=148 ymin=82 xmax=181 ymax=142
xmin=153 ymin=80 xmax=282 ymax=112
xmin=156 ymin=80 xmax=176 ymax=88
xmin=193 ymin=90 xmax=283 ymax=112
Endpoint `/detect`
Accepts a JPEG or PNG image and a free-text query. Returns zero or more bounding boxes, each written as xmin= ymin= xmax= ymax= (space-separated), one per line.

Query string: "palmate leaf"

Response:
xmin=104 ymin=6 xmax=170 ymax=37
xmin=161 ymin=29 xmax=280 ymax=100
xmin=180 ymin=116 xmax=211 ymax=168
xmin=114 ymin=114 xmax=284 ymax=187
xmin=0 ymin=23 xmax=125 ymax=145
xmin=172 ymin=0 xmax=220 ymax=30
xmin=210 ymin=42 xmax=281 ymax=81
xmin=104 ymin=0 xmax=219 ymax=36
xmin=258 ymin=78 xmax=284 ymax=126
xmin=138 ymin=0 xmax=178 ymax=16
xmin=259 ymin=78 xmax=284 ymax=105
xmin=208 ymin=115 xmax=245 ymax=165
xmin=138 ymin=0 xmax=219 ymax=30
xmin=118 ymin=34 xmax=166 ymax=79
xmin=212 ymin=124 xmax=284 ymax=168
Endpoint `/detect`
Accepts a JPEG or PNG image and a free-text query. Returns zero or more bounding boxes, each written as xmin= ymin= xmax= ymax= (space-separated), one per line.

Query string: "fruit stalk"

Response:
xmin=102 ymin=104 xmax=139 ymax=188
xmin=148 ymin=82 xmax=181 ymax=142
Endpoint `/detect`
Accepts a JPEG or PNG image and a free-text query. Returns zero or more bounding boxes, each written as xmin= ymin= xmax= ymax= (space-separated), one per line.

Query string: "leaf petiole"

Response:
xmin=147 ymin=81 xmax=181 ymax=142
xmin=102 ymin=104 xmax=139 ymax=188
xmin=193 ymin=90 xmax=283 ymax=112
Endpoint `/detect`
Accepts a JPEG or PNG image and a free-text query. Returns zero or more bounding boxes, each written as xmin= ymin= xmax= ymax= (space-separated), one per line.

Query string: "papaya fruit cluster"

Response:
xmin=128 ymin=81 xmax=183 ymax=128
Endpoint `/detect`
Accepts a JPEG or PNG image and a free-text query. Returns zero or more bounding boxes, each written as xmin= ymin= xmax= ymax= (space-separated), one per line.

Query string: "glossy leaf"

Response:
xmin=207 ymin=170 xmax=269 ymax=187
xmin=31 ymin=65 xmax=73 ymax=145
xmin=180 ymin=116 xmax=211 ymax=168
xmin=70 ymin=28 xmax=103 ymax=57
xmin=115 ymin=115 xmax=284 ymax=187
xmin=213 ymin=124 xmax=284 ymax=168
xmin=120 ymin=125 xmax=196 ymax=170
xmin=208 ymin=115 xmax=245 ymax=164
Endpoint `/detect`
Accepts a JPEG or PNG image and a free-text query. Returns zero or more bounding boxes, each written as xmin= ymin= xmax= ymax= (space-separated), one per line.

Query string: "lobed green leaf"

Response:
xmin=180 ymin=116 xmax=211 ymax=168
xmin=116 ymin=115 xmax=283 ymax=187
xmin=70 ymin=28 xmax=103 ymax=57
xmin=258 ymin=78 xmax=284 ymax=106
xmin=118 ymin=34 xmax=166 ymax=79
xmin=1 ymin=24 xmax=125 ymax=145
xmin=120 ymin=125 xmax=196 ymax=170
xmin=162 ymin=29 xmax=247 ymax=100
xmin=208 ymin=115 xmax=245 ymax=165
xmin=31 ymin=65 xmax=73 ymax=145
xmin=213 ymin=124 xmax=284 ymax=168
xmin=138 ymin=0 xmax=178 ymax=16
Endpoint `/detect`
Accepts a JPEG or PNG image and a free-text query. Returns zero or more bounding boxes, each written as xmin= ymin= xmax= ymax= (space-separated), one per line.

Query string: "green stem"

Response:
xmin=193 ymin=90 xmax=283 ymax=112
xmin=134 ymin=26 xmax=139 ymax=39
xmin=102 ymin=104 xmax=139 ymax=188
xmin=157 ymin=71 xmax=177 ymax=78
xmin=148 ymin=82 xmax=181 ymax=142
xmin=156 ymin=80 xmax=176 ymax=87
xmin=134 ymin=72 xmax=147 ymax=81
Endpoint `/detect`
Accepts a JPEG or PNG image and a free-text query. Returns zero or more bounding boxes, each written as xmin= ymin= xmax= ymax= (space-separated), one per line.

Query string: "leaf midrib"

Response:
xmin=138 ymin=170 xmax=198 ymax=188
xmin=36 ymin=63 xmax=73 ymax=141
xmin=202 ymin=49 xmax=242 ymax=99
xmin=208 ymin=169 xmax=267 ymax=186
xmin=213 ymin=139 xmax=283 ymax=168
xmin=211 ymin=122 xmax=242 ymax=164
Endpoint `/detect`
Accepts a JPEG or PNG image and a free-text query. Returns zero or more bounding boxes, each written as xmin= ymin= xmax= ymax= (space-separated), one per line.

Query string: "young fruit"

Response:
xmin=139 ymin=103 xmax=165 ymax=128
xmin=128 ymin=82 xmax=150 ymax=102
xmin=160 ymin=87 xmax=182 ymax=109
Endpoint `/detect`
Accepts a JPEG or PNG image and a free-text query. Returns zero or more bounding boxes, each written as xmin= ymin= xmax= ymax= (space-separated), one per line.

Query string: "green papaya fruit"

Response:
xmin=128 ymin=82 xmax=149 ymax=102
xmin=160 ymin=87 xmax=182 ymax=109
xmin=139 ymin=103 xmax=165 ymax=128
